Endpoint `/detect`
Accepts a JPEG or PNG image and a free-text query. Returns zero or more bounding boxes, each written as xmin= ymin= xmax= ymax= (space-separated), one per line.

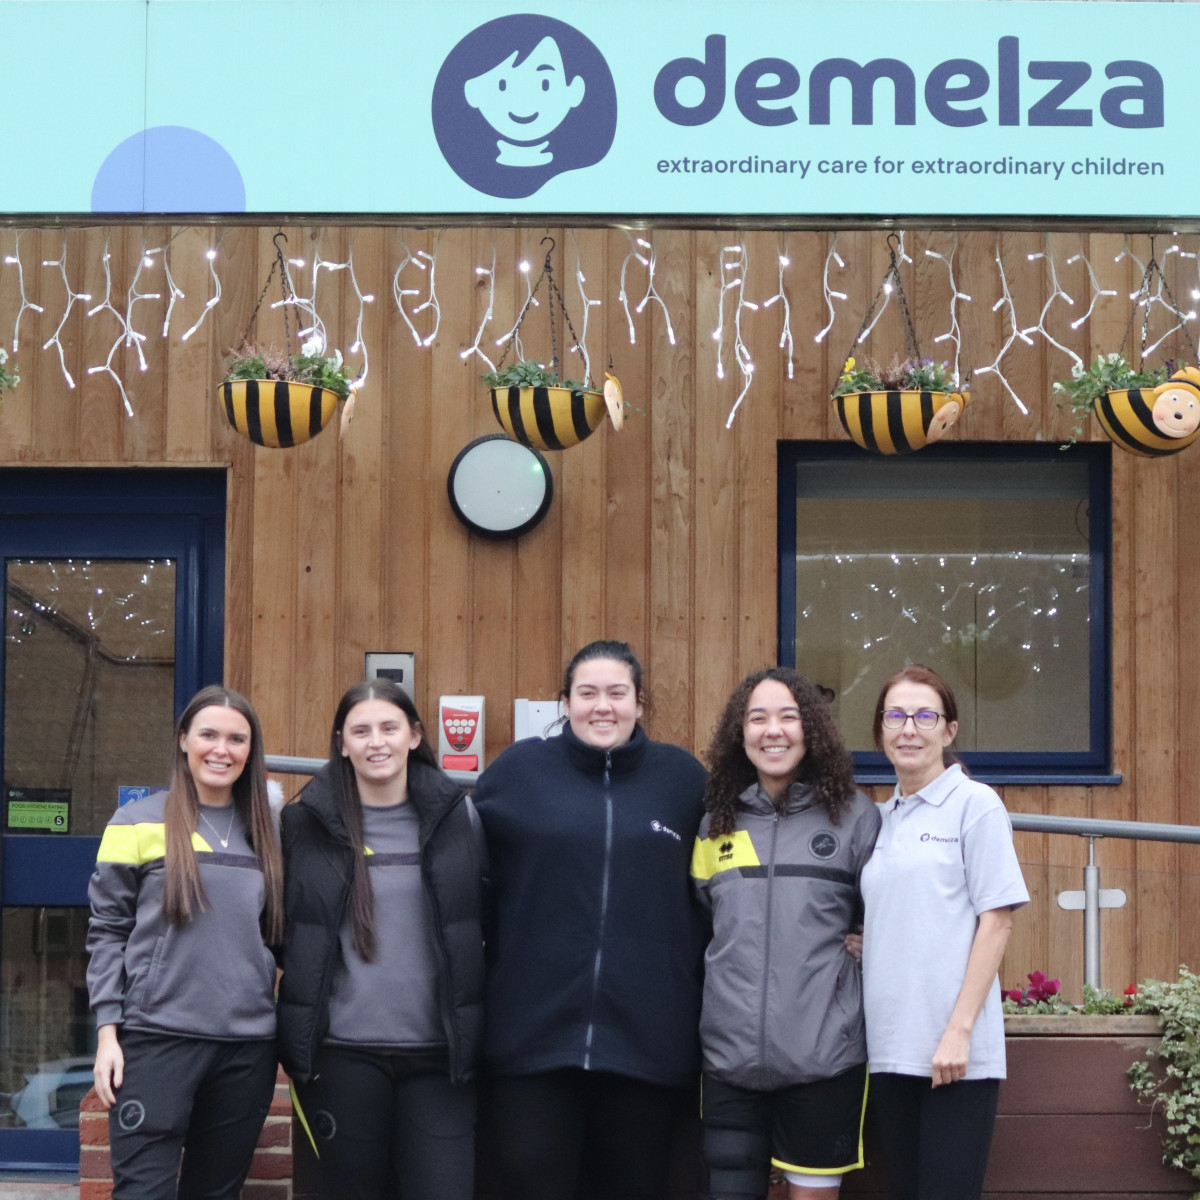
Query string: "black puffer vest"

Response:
xmin=276 ymin=758 xmax=486 ymax=1084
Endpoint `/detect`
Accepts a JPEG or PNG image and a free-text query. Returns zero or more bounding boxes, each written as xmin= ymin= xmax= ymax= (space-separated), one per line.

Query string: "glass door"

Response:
xmin=0 ymin=470 xmax=224 ymax=1169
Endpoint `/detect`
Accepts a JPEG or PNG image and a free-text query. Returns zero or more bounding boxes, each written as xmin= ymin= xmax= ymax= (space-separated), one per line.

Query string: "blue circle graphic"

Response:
xmin=92 ymin=126 xmax=246 ymax=213
xmin=432 ymin=15 xmax=617 ymax=200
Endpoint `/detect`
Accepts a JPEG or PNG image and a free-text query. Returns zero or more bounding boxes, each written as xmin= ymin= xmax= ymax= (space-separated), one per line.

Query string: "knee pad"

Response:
xmin=704 ymin=1122 xmax=771 ymax=1199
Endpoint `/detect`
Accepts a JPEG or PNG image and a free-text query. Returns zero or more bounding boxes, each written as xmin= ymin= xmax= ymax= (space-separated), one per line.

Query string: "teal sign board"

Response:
xmin=3 ymin=0 xmax=1192 ymax=217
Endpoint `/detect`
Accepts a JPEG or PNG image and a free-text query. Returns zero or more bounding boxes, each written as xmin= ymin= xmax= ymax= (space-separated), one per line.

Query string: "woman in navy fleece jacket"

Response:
xmin=474 ymin=639 xmax=707 ymax=1200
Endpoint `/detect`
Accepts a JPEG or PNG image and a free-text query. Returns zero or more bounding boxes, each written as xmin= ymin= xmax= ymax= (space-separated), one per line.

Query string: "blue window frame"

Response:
xmin=778 ymin=442 xmax=1114 ymax=785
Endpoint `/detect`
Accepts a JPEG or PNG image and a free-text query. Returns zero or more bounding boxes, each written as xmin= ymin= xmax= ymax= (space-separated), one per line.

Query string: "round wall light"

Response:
xmin=446 ymin=434 xmax=553 ymax=538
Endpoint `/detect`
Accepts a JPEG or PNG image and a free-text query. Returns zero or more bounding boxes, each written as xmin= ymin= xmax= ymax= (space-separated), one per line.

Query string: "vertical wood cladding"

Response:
xmin=0 ymin=225 xmax=1195 ymax=995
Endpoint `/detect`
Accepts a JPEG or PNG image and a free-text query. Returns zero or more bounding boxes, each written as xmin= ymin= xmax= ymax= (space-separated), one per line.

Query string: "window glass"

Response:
xmin=782 ymin=444 xmax=1109 ymax=773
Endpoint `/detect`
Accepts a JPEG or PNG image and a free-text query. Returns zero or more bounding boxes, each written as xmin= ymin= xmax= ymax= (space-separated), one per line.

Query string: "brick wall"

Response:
xmin=78 ymin=1069 xmax=293 ymax=1199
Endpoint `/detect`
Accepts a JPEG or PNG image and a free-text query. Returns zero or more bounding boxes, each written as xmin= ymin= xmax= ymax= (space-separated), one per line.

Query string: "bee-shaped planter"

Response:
xmin=1093 ymin=368 xmax=1200 ymax=457
xmin=490 ymin=385 xmax=606 ymax=451
xmin=220 ymin=379 xmax=339 ymax=448
xmin=833 ymin=389 xmax=969 ymax=455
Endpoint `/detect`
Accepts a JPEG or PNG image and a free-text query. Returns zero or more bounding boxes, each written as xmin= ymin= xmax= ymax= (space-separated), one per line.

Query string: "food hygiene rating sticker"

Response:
xmin=6 ymin=787 xmax=70 ymax=833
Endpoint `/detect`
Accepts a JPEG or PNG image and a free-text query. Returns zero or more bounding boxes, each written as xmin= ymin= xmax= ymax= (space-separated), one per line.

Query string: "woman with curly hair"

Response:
xmin=692 ymin=667 xmax=880 ymax=1199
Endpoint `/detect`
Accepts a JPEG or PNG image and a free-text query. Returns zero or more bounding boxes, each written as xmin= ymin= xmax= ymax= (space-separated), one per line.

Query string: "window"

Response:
xmin=778 ymin=442 xmax=1112 ymax=783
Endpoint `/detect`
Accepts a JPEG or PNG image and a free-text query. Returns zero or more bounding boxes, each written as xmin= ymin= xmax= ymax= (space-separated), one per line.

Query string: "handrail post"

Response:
xmin=1083 ymin=836 xmax=1101 ymax=989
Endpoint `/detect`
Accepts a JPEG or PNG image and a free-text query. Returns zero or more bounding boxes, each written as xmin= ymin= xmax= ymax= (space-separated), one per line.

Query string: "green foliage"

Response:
xmin=224 ymin=343 xmax=354 ymax=401
xmin=832 ymin=354 xmax=962 ymax=397
xmin=1053 ymin=352 xmax=1176 ymax=442
xmin=1127 ymin=966 xmax=1200 ymax=1186
xmin=0 ymin=346 xmax=19 ymax=394
xmin=484 ymin=359 xmax=590 ymax=393
xmin=1081 ymin=982 xmax=1135 ymax=1014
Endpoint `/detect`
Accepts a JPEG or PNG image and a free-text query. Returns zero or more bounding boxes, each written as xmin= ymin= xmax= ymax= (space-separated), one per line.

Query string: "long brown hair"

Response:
xmin=163 ymin=686 xmax=283 ymax=943
xmin=872 ymin=663 xmax=962 ymax=771
xmin=328 ymin=680 xmax=440 ymax=962
xmin=703 ymin=667 xmax=856 ymax=839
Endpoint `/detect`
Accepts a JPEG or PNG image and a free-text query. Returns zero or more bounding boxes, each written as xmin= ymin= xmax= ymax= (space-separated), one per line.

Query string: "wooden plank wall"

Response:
xmin=1 ymin=223 xmax=1197 ymax=998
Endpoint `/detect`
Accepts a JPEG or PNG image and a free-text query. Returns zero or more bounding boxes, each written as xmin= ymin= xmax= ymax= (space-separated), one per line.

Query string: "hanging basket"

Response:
xmin=491 ymin=384 xmax=606 ymax=451
xmin=1093 ymin=369 xmax=1200 ymax=458
xmin=221 ymin=379 xmax=339 ymax=448
xmin=834 ymin=389 xmax=969 ymax=456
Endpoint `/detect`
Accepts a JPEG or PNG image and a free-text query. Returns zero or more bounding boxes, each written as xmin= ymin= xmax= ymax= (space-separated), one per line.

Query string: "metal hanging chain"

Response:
xmin=835 ymin=232 xmax=922 ymax=390
xmin=1118 ymin=235 xmax=1200 ymax=369
xmin=236 ymin=231 xmax=303 ymax=358
xmin=494 ymin=236 xmax=584 ymax=379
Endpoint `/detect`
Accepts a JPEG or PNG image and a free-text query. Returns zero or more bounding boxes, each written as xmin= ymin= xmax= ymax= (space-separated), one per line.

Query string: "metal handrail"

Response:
xmin=1010 ymin=812 xmax=1200 ymax=844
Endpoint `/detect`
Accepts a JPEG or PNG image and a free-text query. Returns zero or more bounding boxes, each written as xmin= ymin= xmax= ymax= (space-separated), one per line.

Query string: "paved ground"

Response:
xmin=0 ymin=1173 xmax=78 ymax=1198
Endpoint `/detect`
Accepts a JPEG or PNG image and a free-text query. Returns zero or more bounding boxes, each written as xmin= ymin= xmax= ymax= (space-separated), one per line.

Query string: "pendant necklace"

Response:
xmin=199 ymin=806 xmax=236 ymax=849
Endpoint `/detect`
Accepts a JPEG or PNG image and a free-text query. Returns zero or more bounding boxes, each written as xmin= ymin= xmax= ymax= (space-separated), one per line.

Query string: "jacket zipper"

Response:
xmin=583 ymin=749 xmax=615 ymax=1069
xmin=757 ymin=809 xmax=780 ymax=1089
xmin=421 ymin=799 xmax=466 ymax=1082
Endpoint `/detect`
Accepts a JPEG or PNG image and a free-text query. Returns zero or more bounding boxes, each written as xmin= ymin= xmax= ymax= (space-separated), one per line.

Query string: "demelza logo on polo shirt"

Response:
xmin=921 ymin=832 xmax=960 ymax=844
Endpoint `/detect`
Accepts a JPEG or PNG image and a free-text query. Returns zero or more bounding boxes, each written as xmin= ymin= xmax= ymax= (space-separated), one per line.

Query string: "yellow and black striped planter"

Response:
xmin=220 ymin=379 xmax=340 ymax=448
xmin=490 ymin=385 xmax=606 ymax=452
xmin=833 ymin=389 xmax=968 ymax=455
xmin=1092 ymin=387 xmax=1200 ymax=458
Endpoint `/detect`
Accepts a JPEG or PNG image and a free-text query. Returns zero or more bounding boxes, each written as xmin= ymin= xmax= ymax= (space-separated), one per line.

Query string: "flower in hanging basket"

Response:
xmin=832 ymin=355 xmax=969 ymax=455
xmin=1054 ymin=354 xmax=1200 ymax=456
xmin=220 ymin=342 xmax=355 ymax=449
xmin=484 ymin=360 xmax=611 ymax=452
xmin=0 ymin=347 xmax=20 ymax=395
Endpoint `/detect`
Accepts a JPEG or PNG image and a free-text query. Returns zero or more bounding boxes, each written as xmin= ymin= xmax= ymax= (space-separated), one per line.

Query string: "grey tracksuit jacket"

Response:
xmin=86 ymin=791 xmax=277 ymax=1040
xmin=691 ymin=781 xmax=881 ymax=1090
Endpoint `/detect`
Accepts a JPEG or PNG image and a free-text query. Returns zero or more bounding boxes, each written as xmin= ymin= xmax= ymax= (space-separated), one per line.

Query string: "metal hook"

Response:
xmin=273 ymin=231 xmax=288 ymax=252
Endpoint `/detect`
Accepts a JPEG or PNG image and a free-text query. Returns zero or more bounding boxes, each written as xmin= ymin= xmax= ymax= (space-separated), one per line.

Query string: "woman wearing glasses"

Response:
xmin=860 ymin=665 xmax=1028 ymax=1200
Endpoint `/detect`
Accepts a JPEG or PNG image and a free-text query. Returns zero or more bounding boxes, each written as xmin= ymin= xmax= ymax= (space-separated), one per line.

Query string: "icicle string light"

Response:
xmin=152 ymin=245 xmax=186 ymax=338
xmin=1022 ymin=236 xmax=1084 ymax=374
xmin=924 ymin=237 xmax=970 ymax=387
xmin=617 ymin=234 xmax=647 ymax=345
xmin=41 ymin=242 xmax=92 ymax=390
xmin=857 ymin=232 xmax=912 ymax=346
xmin=572 ymin=251 xmax=601 ymax=386
xmin=814 ymin=233 xmax=846 ymax=345
xmin=633 ymin=237 xmax=677 ymax=347
xmin=715 ymin=244 xmax=758 ymax=428
xmin=1133 ymin=240 xmax=1198 ymax=360
xmin=494 ymin=257 xmax=538 ymax=361
xmin=6 ymin=233 xmax=44 ymax=354
xmin=125 ymin=247 xmax=162 ymax=373
xmin=460 ymin=250 xmax=497 ymax=373
xmin=393 ymin=244 xmax=441 ymax=348
xmin=85 ymin=244 xmax=136 ymax=416
xmin=973 ymin=235 xmax=1031 ymax=415
xmin=1066 ymin=240 xmax=1118 ymax=332
xmin=179 ymin=246 xmax=221 ymax=342
xmin=760 ymin=249 xmax=795 ymax=380
xmin=345 ymin=248 xmax=373 ymax=392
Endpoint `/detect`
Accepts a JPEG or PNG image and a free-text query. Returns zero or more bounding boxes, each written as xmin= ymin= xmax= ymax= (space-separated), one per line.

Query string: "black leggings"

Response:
xmin=293 ymin=1046 xmax=475 ymax=1200
xmin=867 ymin=1072 xmax=1000 ymax=1200
xmin=484 ymin=1068 xmax=686 ymax=1200
xmin=107 ymin=1031 xmax=276 ymax=1200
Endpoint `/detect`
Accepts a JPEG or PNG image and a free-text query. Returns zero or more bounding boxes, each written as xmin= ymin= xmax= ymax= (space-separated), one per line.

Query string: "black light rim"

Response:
xmin=446 ymin=434 xmax=554 ymax=539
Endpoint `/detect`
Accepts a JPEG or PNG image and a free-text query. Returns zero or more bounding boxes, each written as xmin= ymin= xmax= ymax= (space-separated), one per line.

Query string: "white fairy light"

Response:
xmin=6 ymin=232 xmax=44 ymax=353
xmin=1065 ymin=240 xmax=1118 ymax=331
xmin=973 ymin=235 xmax=1031 ymax=415
xmin=924 ymin=238 xmax=970 ymax=387
xmin=275 ymin=249 xmax=348 ymax=358
xmin=760 ymin=250 xmax=795 ymax=380
xmin=494 ymin=255 xmax=539 ymax=360
xmin=571 ymin=250 xmax=602 ymax=386
xmin=41 ymin=241 xmax=92 ymax=390
xmin=617 ymin=232 xmax=650 ymax=345
xmin=179 ymin=246 xmax=222 ymax=342
xmin=393 ymin=243 xmax=441 ymax=348
xmin=857 ymin=232 xmax=912 ymax=346
xmin=125 ymin=246 xmax=162 ymax=372
xmin=460 ymin=250 xmax=497 ymax=373
xmin=632 ymin=236 xmax=677 ymax=347
xmin=715 ymin=244 xmax=758 ymax=428
xmin=344 ymin=246 xmax=371 ymax=393
xmin=1021 ymin=235 xmax=1084 ymax=375
xmin=814 ymin=233 xmax=846 ymax=344
xmin=152 ymin=244 xmax=186 ymax=338
xmin=85 ymin=243 xmax=136 ymax=415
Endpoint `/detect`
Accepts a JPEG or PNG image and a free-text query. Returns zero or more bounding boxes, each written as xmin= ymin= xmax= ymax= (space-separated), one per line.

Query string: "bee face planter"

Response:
xmin=833 ymin=390 xmax=969 ymax=455
xmin=220 ymin=379 xmax=339 ymax=448
xmin=1093 ymin=372 xmax=1200 ymax=457
xmin=490 ymin=385 xmax=606 ymax=452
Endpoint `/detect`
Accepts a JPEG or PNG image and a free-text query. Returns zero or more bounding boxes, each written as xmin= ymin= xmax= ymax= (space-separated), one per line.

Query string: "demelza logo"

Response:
xmin=433 ymin=14 xmax=617 ymax=199
xmin=652 ymin=35 xmax=1163 ymax=129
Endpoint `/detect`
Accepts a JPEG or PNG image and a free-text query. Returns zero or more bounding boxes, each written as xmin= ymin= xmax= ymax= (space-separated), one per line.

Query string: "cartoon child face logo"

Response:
xmin=433 ymin=16 xmax=617 ymax=199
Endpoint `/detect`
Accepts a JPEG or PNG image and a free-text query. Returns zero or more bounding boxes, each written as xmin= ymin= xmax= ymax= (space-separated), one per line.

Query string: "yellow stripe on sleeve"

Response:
xmin=690 ymin=829 xmax=761 ymax=880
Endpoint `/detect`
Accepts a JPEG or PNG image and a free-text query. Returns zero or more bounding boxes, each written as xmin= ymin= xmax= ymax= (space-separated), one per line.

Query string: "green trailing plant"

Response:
xmin=0 ymin=347 xmax=19 ymax=394
xmin=833 ymin=354 xmax=963 ymax=397
xmin=484 ymin=359 xmax=590 ymax=393
xmin=1127 ymin=966 xmax=1200 ymax=1188
xmin=224 ymin=343 xmax=354 ymax=401
xmin=1053 ymin=352 xmax=1177 ymax=442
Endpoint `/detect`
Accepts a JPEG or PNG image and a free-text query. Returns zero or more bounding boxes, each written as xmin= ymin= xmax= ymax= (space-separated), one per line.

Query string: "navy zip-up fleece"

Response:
xmin=474 ymin=724 xmax=707 ymax=1087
